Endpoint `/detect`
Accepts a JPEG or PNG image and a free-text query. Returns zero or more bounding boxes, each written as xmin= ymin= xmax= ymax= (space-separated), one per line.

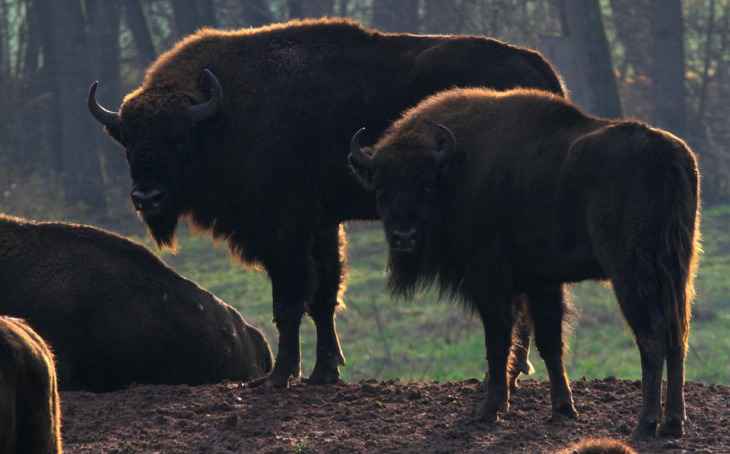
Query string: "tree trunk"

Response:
xmin=35 ymin=0 xmax=107 ymax=210
xmin=696 ymin=0 xmax=716 ymax=128
xmin=0 ymin=0 xmax=7 ymax=77
xmin=551 ymin=0 xmax=622 ymax=118
xmin=650 ymin=0 xmax=687 ymax=137
xmin=423 ymin=0 xmax=460 ymax=34
xmin=89 ymin=0 xmax=127 ymax=185
xmin=372 ymin=0 xmax=420 ymax=32
xmin=22 ymin=0 xmax=41 ymax=81
xmin=170 ymin=0 xmax=201 ymax=37
xmin=610 ymin=0 xmax=652 ymax=80
xmin=288 ymin=0 xmax=335 ymax=19
xmin=197 ymin=0 xmax=217 ymax=27
xmin=240 ymin=0 xmax=274 ymax=26
xmin=124 ymin=0 xmax=157 ymax=67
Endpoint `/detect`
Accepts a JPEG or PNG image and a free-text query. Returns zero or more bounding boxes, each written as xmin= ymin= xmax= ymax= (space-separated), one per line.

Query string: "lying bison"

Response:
xmin=0 ymin=316 xmax=62 ymax=454
xmin=0 ymin=214 xmax=272 ymax=391
xmin=349 ymin=87 xmax=700 ymax=438
xmin=88 ymin=17 xmax=564 ymax=387
xmin=555 ymin=438 xmax=637 ymax=454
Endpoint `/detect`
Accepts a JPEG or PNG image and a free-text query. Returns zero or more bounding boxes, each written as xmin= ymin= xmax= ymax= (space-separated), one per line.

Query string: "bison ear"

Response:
xmin=104 ymin=125 xmax=125 ymax=146
xmin=426 ymin=120 xmax=461 ymax=170
xmin=348 ymin=127 xmax=376 ymax=191
xmin=348 ymin=148 xmax=376 ymax=191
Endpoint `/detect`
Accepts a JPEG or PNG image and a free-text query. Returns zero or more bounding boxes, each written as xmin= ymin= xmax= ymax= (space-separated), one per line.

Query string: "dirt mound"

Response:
xmin=61 ymin=379 xmax=729 ymax=453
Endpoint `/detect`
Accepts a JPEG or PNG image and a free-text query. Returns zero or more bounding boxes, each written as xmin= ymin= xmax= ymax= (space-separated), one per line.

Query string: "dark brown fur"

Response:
xmin=90 ymin=18 xmax=565 ymax=386
xmin=0 ymin=316 xmax=62 ymax=454
xmin=0 ymin=214 xmax=273 ymax=391
xmin=350 ymin=87 xmax=700 ymax=437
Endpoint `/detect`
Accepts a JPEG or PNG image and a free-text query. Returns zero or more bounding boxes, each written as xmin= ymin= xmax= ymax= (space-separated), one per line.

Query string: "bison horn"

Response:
xmin=349 ymin=127 xmax=374 ymax=169
xmin=427 ymin=120 xmax=456 ymax=160
xmin=88 ymin=81 xmax=121 ymax=129
xmin=188 ymin=68 xmax=223 ymax=123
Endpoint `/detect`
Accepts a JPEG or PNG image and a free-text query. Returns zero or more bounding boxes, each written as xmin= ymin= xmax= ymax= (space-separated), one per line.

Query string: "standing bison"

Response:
xmin=0 ymin=316 xmax=62 ymax=454
xmin=88 ymin=18 xmax=564 ymax=387
xmin=348 ymin=87 xmax=700 ymax=438
xmin=0 ymin=214 xmax=272 ymax=391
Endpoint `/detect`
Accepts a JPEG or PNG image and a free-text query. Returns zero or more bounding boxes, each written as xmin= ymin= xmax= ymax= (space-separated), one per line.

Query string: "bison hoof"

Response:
xmin=514 ymin=357 xmax=535 ymax=376
xmin=305 ymin=366 xmax=341 ymax=385
xmin=473 ymin=398 xmax=508 ymax=424
xmin=549 ymin=404 xmax=579 ymax=422
xmin=658 ymin=417 xmax=685 ymax=438
xmin=631 ymin=418 xmax=658 ymax=440
xmin=244 ymin=369 xmax=299 ymax=389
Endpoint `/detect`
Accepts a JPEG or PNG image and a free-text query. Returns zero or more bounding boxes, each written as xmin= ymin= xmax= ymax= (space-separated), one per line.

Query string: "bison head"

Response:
xmin=88 ymin=69 xmax=223 ymax=249
xmin=348 ymin=120 xmax=461 ymax=256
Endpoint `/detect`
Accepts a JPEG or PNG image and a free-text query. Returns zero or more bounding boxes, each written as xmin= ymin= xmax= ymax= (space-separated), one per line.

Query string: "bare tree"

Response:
xmin=696 ymin=0 xmax=716 ymax=130
xmin=0 ymin=0 xmax=8 ymax=77
xmin=547 ymin=0 xmax=622 ymax=118
xmin=372 ymin=0 xmax=420 ymax=32
xmin=34 ymin=0 xmax=106 ymax=209
xmin=288 ymin=0 xmax=335 ymax=18
xmin=240 ymin=0 xmax=274 ymax=26
xmin=423 ymin=0 xmax=460 ymax=33
xmin=170 ymin=0 xmax=217 ymax=38
xmin=124 ymin=0 xmax=157 ymax=67
xmin=650 ymin=0 xmax=687 ymax=137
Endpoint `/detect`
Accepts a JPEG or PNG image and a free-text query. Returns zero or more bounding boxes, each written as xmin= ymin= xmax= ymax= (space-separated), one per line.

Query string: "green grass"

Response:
xmin=148 ymin=205 xmax=730 ymax=384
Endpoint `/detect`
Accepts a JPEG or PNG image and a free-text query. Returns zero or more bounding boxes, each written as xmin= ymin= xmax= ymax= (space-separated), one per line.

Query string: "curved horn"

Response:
xmin=88 ymin=81 xmax=121 ymax=129
xmin=348 ymin=127 xmax=374 ymax=169
xmin=426 ymin=120 xmax=456 ymax=159
xmin=188 ymin=68 xmax=223 ymax=123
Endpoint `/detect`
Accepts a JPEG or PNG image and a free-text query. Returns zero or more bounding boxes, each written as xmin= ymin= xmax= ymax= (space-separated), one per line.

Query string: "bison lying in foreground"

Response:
xmin=0 ymin=214 xmax=272 ymax=391
xmin=0 ymin=316 xmax=62 ymax=454
xmin=349 ymin=87 xmax=700 ymax=438
xmin=555 ymin=438 xmax=637 ymax=454
xmin=87 ymin=18 xmax=564 ymax=387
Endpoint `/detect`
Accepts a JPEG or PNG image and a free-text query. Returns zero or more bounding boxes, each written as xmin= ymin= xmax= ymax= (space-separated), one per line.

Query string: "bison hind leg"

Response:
xmin=610 ymin=274 xmax=666 ymax=439
xmin=525 ymin=284 xmax=578 ymax=420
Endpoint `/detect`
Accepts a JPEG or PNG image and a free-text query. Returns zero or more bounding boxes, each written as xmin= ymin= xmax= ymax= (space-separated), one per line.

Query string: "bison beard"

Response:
xmin=350 ymin=87 xmax=700 ymax=438
xmin=143 ymin=210 xmax=180 ymax=250
xmin=88 ymin=18 xmax=566 ymax=389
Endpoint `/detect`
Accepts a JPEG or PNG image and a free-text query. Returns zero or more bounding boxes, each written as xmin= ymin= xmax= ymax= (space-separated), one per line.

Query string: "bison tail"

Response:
xmin=656 ymin=149 xmax=701 ymax=354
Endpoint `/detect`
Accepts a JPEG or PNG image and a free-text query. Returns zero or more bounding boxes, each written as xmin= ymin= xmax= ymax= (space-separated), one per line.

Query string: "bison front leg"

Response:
xmin=475 ymin=297 xmax=514 ymax=423
xmin=306 ymin=225 xmax=347 ymax=385
xmin=254 ymin=254 xmax=314 ymax=388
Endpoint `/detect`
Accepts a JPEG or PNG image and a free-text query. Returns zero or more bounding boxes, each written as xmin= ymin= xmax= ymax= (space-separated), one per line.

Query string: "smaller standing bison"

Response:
xmin=0 ymin=316 xmax=62 ymax=454
xmin=349 ymin=88 xmax=700 ymax=438
xmin=0 ymin=214 xmax=272 ymax=391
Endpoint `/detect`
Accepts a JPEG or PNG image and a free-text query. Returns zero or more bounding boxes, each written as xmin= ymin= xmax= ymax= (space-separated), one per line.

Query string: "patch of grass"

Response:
xmin=139 ymin=206 xmax=730 ymax=384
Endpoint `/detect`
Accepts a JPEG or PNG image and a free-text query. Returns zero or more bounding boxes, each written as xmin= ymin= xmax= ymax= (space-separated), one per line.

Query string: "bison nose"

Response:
xmin=390 ymin=228 xmax=417 ymax=252
xmin=130 ymin=188 xmax=167 ymax=213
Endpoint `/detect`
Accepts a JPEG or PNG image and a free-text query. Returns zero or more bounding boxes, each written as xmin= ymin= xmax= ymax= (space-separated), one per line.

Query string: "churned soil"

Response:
xmin=62 ymin=378 xmax=730 ymax=453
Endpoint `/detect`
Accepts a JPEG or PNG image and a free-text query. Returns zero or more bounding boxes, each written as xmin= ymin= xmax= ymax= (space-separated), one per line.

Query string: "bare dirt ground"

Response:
xmin=62 ymin=378 xmax=730 ymax=453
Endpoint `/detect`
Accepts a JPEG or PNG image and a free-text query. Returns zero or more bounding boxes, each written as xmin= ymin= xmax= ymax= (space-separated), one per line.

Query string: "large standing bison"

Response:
xmin=88 ymin=18 xmax=564 ymax=387
xmin=0 ymin=214 xmax=272 ymax=391
xmin=0 ymin=316 xmax=62 ymax=454
xmin=348 ymin=87 xmax=700 ymax=438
